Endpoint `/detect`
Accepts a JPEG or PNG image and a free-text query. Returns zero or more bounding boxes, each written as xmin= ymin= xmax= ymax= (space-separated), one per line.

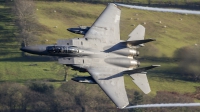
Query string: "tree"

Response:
xmin=0 ymin=83 xmax=30 ymax=112
xmin=146 ymin=91 xmax=198 ymax=112
xmin=132 ymin=91 xmax=143 ymax=112
xmin=64 ymin=65 xmax=69 ymax=82
xmin=148 ymin=0 xmax=151 ymax=5
xmin=13 ymin=0 xmax=38 ymax=47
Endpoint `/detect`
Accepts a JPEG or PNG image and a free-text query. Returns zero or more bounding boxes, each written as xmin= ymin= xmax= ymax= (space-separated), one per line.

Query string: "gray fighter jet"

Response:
xmin=21 ymin=3 xmax=160 ymax=109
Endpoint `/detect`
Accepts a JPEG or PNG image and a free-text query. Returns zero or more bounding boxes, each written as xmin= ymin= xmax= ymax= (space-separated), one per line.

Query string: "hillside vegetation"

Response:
xmin=0 ymin=1 xmax=200 ymax=111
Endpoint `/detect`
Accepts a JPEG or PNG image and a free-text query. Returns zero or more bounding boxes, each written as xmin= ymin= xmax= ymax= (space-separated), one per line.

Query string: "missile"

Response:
xmin=67 ymin=26 xmax=90 ymax=35
xmin=71 ymin=76 xmax=97 ymax=84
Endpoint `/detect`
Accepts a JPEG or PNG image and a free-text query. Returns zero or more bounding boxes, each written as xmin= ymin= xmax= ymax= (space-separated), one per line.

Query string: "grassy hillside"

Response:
xmin=0 ymin=4 xmax=64 ymax=83
xmin=34 ymin=1 xmax=200 ymax=96
xmin=0 ymin=1 xmax=200 ymax=98
xmin=35 ymin=2 xmax=200 ymax=57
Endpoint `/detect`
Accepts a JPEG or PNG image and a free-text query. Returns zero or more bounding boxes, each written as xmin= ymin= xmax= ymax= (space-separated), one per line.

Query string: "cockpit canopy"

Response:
xmin=46 ymin=46 xmax=79 ymax=54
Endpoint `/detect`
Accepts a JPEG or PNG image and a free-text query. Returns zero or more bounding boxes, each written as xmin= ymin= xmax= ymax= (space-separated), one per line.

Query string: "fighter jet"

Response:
xmin=21 ymin=3 xmax=159 ymax=109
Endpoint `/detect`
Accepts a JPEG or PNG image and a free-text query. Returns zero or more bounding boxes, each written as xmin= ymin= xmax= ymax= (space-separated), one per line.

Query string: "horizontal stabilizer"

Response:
xmin=124 ymin=65 xmax=160 ymax=74
xmin=125 ymin=65 xmax=160 ymax=94
xmin=130 ymin=73 xmax=151 ymax=94
xmin=126 ymin=38 xmax=156 ymax=46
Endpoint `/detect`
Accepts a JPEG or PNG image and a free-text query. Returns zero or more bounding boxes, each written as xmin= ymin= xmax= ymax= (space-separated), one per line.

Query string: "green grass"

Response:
xmin=149 ymin=77 xmax=200 ymax=95
xmin=0 ymin=1 xmax=200 ymax=99
xmin=35 ymin=2 xmax=104 ymax=44
xmin=0 ymin=4 xmax=64 ymax=83
xmin=120 ymin=8 xmax=200 ymax=57
xmin=125 ymin=75 xmax=200 ymax=96
xmin=35 ymin=1 xmax=200 ymax=57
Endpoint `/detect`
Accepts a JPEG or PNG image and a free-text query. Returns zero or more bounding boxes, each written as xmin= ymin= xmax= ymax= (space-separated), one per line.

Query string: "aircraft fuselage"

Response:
xmin=20 ymin=38 xmax=140 ymax=71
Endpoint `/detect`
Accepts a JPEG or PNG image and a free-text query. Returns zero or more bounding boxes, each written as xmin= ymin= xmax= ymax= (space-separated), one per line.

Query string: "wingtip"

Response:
xmin=144 ymin=90 xmax=151 ymax=94
xmin=117 ymin=104 xmax=129 ymax=109
xmin=112 ymin=3 xmax=121 ymax=10
xmin=149 ymin=38 xmax=156 ymax=41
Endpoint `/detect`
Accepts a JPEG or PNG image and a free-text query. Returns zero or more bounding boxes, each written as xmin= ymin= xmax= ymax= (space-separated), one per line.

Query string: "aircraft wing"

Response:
xmin=87 ymin=67 xmax=129 ymax=109
xmin=84 ymin=3 xmax=121 ymax=42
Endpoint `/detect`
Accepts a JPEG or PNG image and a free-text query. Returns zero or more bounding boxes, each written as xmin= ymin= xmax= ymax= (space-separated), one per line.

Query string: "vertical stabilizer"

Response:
xmin=127 ymin=25 xmax=145 ymax=41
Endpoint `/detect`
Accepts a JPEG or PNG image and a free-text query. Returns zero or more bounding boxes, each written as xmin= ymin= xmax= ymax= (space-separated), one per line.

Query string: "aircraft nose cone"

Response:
xmin=20 ymin=46 xmax=33 ymax=52
xmin=20 ymin=46 xmax=34 ymax=52
xmin=67 ymin=28 xmax=73 ymax=32
xmin=20 ymin=46 xmax=39 ymax=52
xmin=71 ymin=77 xmax=78 ymax=82
xmin=20 ymin=46 xmax=48 ymax=55
xmin=67 ymin=28 xmax=78 ymax=34
xmin=20 ymin=47 xmax=26 ymax=52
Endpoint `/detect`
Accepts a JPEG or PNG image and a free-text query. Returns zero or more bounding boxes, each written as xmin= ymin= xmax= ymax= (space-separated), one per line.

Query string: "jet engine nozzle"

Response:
xmin=20 ymin=45 xmax=48 ymax=55
xmin=137 ymin=51 xmax=140 ymax=56
xmin=136 ymin=60 xmax=141 ymax=67
xmin=105 ymin=58 xmax=140 ymax=68
xmin=130 ymin=60 xmax=140 ymax=67
xmin=112 ymin=48 xmax=139 ymax=57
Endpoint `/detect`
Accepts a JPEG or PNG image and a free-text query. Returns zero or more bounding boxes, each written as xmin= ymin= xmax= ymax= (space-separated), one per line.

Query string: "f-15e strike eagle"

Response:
xmin=20 ymin=3 xmax=160 ymax=109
